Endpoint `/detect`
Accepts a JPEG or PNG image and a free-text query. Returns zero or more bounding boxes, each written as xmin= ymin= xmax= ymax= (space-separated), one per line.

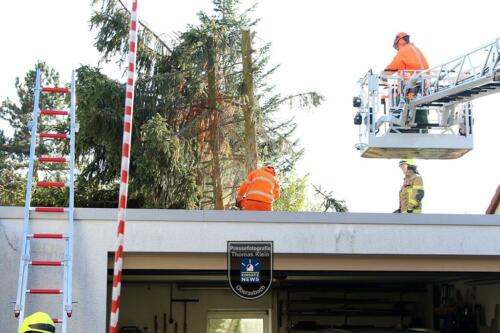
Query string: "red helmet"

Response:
xmin=264 ymin=165 xmax=276 ymax=175
xmin=393 ymin=32 xmax=409 ymax=50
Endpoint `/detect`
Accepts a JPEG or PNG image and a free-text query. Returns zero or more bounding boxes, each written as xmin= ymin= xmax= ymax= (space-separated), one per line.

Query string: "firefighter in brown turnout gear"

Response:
xmin=395 ymin=159 xmax=424 ymax=213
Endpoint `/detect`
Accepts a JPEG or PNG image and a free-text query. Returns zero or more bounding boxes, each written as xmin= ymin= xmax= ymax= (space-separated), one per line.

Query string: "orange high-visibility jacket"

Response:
xmin=385 ymin=43 xmax=429 ymax=72
xmin=237 ymin=168 xmax=280 ymax=204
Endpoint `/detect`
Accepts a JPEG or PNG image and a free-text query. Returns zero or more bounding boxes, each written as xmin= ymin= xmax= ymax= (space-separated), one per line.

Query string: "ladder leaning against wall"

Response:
xmin=14 ymin=69 xmax=77 ymax=333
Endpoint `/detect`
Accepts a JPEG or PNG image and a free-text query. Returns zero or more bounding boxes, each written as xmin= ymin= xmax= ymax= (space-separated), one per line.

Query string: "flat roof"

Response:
xmin=1 ymin=206 xmax=500 ymax=226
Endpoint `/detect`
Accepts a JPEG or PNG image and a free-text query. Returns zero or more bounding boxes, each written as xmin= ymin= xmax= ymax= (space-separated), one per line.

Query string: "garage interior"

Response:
xmin=108 ymin=254 xmax=500 ymax=333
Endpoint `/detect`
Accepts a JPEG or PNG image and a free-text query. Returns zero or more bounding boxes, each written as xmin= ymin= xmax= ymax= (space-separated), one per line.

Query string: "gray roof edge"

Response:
xmin=0 ymin=206 xmax=499 ymax=225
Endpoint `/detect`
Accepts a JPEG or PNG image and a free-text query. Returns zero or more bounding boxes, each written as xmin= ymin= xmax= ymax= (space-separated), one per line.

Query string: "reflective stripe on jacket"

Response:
xmin=385 ymin=43 xmax=429 ymax=72
xmin=237 ymin=168 xmax=280 ymax=204
xmin=399 ymin=172 xmax=424 ymax=213
xmin=240 ymin=199 xmax=272 ymax=211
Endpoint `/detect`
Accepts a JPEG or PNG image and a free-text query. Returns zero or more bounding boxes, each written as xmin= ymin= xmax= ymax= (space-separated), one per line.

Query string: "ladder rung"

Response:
xmin=40 ymin=109 xmax=69 ymax=116
xmin=39 ymin=133 xmax=68 ymax=139
xmin=37 ymin=157 xmax=68 ymax=163
xmin=33 ymin=207 xmax=66 ymax=213
xmin=30 ymin=261 xmax=64 ymax=266
xmin=41 ymin=87 xmax=69 ymax=93
xmin=27 ymin=289 xmax=63 ymax=294
xmin=36 ymin=181 xmax=66 ymax=187
xmin=29 ymin=233 xmax=65 ymax=239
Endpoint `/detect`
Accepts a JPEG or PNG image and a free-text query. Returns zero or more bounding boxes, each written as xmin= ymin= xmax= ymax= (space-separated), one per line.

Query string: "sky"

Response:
xmin=1 ymin=0 xmax=499 ymax=214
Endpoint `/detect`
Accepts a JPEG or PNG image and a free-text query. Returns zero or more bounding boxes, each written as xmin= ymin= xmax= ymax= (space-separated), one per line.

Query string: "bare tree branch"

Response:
xmin=117 ymin=0 xmax=173 ymax=54
xmin=312 ymin=184 xmax=348 ymax=212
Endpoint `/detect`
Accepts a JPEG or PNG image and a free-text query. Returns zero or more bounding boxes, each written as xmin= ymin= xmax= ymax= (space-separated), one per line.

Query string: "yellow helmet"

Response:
xmin=19 ymin=312 xmax=55 ymax=333
xmin=399 ymin=159 xmax=417 ymax=167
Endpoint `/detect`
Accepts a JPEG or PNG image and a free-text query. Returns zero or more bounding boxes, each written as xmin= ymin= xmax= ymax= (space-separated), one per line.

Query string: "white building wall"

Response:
xmin=1 ymin=207 xmax=500 ymax=332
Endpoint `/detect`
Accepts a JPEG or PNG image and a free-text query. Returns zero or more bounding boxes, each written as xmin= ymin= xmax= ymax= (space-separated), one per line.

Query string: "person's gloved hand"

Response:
xmin=407 ymin=209 xmax=413 ymax=213
xmin=236 ymin=199 xmax=242 ymax=209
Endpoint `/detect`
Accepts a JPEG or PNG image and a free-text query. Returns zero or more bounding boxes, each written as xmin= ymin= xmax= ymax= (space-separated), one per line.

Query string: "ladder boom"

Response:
xmin=352 ymin=38 xmax=500 ymax=159
xmin=410 ymin=38 xmax=500 ymax=108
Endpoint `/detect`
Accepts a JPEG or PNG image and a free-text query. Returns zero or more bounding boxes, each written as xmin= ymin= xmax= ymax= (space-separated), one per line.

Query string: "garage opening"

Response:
xmin=107 ymin=268 xmax=500 ymax=333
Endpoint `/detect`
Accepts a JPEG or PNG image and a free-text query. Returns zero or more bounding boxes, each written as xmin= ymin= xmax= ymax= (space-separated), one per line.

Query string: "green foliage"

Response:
xmin=75 ymin=65 xmax=124 ymax=185
xmin=0 ymin=62 xmax=202 ymax=209
xmin=1 ymin=62 xmax=66 ymax=160
xmin=0 ymin=1 xmax=339 ymax=211
xmin=274 ymin=173 xmax=308 ymax=212
xmin=75 ymin=66 xmax=201 ymax=208
xmin=0 ymin=130 xmax=25 ymax=206
xmin=75 ymin=182 xmax=119 ymax=208
xmin=88 ymin=0 xmax=323 ymax=208
xmin=31 ymin=185 xmax=69 ymax=208
xmin=132 ymin=114 xmax=199 ymax=208
xmin=90 ymin=0 xmax=131 ymax=62
xmin=90 ymin=0 xmax=170 ymax=72
xmin=311 ymin=185 xmax=348 ymax=212
xmin=0 ymin=62 xmax=70 ymax=206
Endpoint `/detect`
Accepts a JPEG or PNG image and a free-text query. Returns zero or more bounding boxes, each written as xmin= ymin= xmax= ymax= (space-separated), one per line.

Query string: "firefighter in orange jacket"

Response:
xmin=236 ymin=165 xmax=280 ymax=211
xmin=384 ymin=32 xmax=429 ymax=75
xmin=384 ymin=32 xmax=430 ymax=127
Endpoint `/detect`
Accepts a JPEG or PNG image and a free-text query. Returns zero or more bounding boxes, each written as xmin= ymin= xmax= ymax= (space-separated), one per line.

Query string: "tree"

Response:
xmin=0 ymin=1 xmax=339 ymax=211
xmin=0 ymin=62 xmax=70 ymax=207
xmin=75 ymin=66 xmax=200 ymax=208
xmin=89 ymin=0 xmax=324 ymax=209
xmin=311 ymin=184 xmax=348 ymax=212
xmin=0 ymin=62 xmax=65 ymax=161
xmin=274 ymin=173 xmax=308 ymax=212
xmin=0 ymin=62 xmax=201 ymax=209
xmin=0 ymin=130 xmax=25 ymax=206
xmin=132 ymin=114 xmax=199 ymax=208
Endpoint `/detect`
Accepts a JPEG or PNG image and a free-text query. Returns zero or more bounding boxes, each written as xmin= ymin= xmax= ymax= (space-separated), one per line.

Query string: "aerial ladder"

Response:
xmin=353 ymin=38 xmax=500 ymax=159
xmin=13 ymin=69 xmax=77 ymax=332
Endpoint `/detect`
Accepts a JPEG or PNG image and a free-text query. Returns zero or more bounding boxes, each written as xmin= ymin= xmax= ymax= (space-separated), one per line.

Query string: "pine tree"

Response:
xmin=0 ymin=1 xmax=333 ymax=210
xmin=0 ymin=62 xmax=70 ymax=207
xmin=89 ymin=0 xmax=323 ymax=209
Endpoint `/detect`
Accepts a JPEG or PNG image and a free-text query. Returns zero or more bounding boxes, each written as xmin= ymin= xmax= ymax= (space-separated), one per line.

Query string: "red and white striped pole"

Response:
xmin=109 ymin=1 xmax=139 ymax=332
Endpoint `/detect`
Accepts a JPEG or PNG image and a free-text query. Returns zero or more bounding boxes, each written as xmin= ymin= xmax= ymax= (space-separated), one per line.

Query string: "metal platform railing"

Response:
xmin=409 ymin=38 xmax=500 ymax=108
